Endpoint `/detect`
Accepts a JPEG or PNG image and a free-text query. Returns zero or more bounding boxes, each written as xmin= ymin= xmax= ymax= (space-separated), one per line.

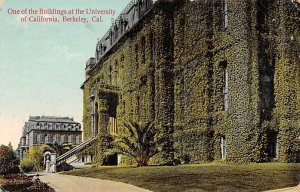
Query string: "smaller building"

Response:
xmin=18 ymin=116 xmax=82 ymax=159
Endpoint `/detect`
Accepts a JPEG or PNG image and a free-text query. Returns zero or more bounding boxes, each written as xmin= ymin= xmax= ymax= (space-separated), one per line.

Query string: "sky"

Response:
xmin=0 ymin=0 xmax=131 ymax=149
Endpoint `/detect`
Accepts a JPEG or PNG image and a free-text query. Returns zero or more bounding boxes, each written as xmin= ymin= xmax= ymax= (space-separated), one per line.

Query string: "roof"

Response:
xmin=20 ymin=116 xmax=81 ymax=137
xmin=29 ymin=116 xmax=79 ymax=124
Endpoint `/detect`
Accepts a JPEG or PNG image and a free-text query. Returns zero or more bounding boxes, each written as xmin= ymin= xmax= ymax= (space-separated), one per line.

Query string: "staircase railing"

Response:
xmin=56 ymin=137 xmax=96 ymax=164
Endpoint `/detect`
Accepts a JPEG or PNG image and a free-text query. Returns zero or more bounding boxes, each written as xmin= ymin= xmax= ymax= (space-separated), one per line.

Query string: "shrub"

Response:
xmin=56 ymin=162 xmax=74 ymax=172
xmin=20 ymin=158 xmax=35 ymax=173
xmin=106 ymin=121 xmax=163 ymax=167
xmin=0 ymin=145 xmax=20 ymax=175
xmin=20 ymin=146 xmax=44 ymax=172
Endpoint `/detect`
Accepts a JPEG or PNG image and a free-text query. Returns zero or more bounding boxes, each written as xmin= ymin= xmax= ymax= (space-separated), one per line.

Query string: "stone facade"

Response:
xmin=81 ymin=0 xmax=300 ymax=164
xmin=18 ymin=116 xmax=82 ymax=159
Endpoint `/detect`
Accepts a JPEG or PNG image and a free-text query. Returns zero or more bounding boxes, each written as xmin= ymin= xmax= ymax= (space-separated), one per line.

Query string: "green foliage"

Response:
xmin=0 ymin=145 xmax=19 ymax=175
xmin=20 ymin=145 xmax=50 ymax=173
xmin=106 ymin=122 xmax=162 ymax=166
xmin=46 ymin=142 xmax=73 ymax=156
xmin=82 ymin=0 xmax=300 ymax=164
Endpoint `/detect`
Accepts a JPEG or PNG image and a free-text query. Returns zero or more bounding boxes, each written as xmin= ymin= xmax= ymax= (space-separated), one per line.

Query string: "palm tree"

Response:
xmin=47 ymin=142 xmax=72 ymax=156
xmin=107 ymin=121 xmax=163 ymax=167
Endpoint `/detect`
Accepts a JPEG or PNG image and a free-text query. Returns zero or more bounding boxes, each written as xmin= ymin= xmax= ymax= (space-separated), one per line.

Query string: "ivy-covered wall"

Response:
xmin=81 ymin=0 xmax=300 ymax=165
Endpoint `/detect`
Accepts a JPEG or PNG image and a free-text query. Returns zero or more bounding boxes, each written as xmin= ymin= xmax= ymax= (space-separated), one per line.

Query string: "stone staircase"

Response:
xmin=56 ymin=137 xmax=96 ymax=165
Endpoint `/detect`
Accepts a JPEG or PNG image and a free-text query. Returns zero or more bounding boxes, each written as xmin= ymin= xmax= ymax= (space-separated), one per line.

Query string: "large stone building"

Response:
xmin=18 ymin=116 xmax=82 ymax=159
xmin=81 ymin=0 xmax=300 ymax=164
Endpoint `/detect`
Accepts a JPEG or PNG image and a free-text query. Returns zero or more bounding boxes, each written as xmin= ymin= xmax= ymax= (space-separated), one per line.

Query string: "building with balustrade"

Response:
xmin=81 ymin=0 xmax=300 ymax=164
xmin=18 ymin=116 xmax=82 ymax=160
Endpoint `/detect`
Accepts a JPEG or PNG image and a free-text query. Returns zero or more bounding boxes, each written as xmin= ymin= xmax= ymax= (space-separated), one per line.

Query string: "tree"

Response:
xmin=106 ymin=121 xmax=163 ymax=167
xmin=8 ymin=142 xmax=13 ymax=150
xmin=0 ymin=145 xmax=19 ymax=175
xmin=47 ymin=142 xmax=73 ymax=156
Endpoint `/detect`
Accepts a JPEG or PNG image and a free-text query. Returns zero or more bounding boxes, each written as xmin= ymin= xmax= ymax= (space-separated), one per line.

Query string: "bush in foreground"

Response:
xmin=0 ymin=173 xmax=55 ymax=192
xmin=0 ymin=145 xmax=20 ymax=175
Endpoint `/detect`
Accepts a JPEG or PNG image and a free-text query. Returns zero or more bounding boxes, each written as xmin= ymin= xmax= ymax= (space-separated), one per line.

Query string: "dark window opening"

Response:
xmin=141 ymin=36 xmax=146 ymax=64
xmin=149 ymin=33 xmax=154 ymax=64
xmin=115 ymin=60 xmax=119 ymax=85
xmin=109 ymin=65 xmax=113 ymax=85
xmin=94 ymin=102 xmax=98 ymax=136
xmin=123 ymin=100 xmax=126 ymax=114
xmin=135 ymin=44 xmax=139 ymax=69
xmin=137 ymin=96 xmax=140 ymax=121
xmin=267 ymin=132 xmax=278 ymax=159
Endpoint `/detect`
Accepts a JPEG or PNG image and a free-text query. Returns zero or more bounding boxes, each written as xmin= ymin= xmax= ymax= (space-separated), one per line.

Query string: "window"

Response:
xmin=110 ymin=31 xmax=113 ymax=45
xmin=223 ymin=0 xmax=228 ymax=28
xmin=149 ymin=33 xmax=154 ymax=63
xmin=135 ymin=44 xmax=139 ymax=69
xmin=68 ymin=135 xmax=72 ymax=143
xmin=137 ymin=96 xmax=140 ymax=121
xmin=94 ymin=102 xmax=98 ymax=137
xmin=267 ymin=132 xmax=279 ymax=159
xmin=141 ymin=36 xmax=146 ymax=64
xmin=53 ymin=134 xmax=56 ymax=143
xmin=109 ymin=117 xmax=117 ymax=134
xmin=56 ymin=134 xmax=60 ymax=144
xmin=60 ymin=135 xmax=65 ymax=144
xmin=115 ymin=60 xmax=119 ymax=84
xmin=109 ymin=65 xmax=113 ymax=85
xmin=76 ymin=135 xmax=80 ymax=144
xmin=221 ymin=136 xmax=227 ymax=159
xmin=44 ymin=134 xmax=48 ymax=143
xmin=37 ymin=134 xmax=41 ymax=144
xmin=34 ymin=134 xmax=38 ymax=144
xmin=123 ymin=100 xmax=126 ymax=114
xmin=221 ymin=62 xmax=229 ymax=111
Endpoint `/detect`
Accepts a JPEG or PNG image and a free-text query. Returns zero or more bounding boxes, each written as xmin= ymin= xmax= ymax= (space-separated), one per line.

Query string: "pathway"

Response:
xmin=38 ymin=172 xmax=152 ymax=192
xmin=265 ymin=184 xmax=300 ymax=192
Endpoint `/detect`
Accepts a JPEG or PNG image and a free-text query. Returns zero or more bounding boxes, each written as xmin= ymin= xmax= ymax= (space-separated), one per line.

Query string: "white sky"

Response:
xmin=0 ymin=0 xmax=131 ymax=149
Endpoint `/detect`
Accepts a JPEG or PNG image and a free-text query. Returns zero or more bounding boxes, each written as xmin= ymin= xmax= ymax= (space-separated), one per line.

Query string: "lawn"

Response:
xmin=63 ymin=163 xmax=300 ymax=192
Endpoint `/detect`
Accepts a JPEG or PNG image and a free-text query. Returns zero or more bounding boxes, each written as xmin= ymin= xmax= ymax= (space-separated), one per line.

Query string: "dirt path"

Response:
xmin=38 ymin=172 xmax=152 ymax=192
